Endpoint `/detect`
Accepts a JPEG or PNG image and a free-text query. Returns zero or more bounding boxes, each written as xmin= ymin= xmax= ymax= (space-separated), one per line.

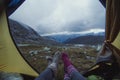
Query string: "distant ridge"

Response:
xmin=64 ymin=35 xmax=105 ymax=45
xmin=43 ymin=32 xmax=105 ymax=44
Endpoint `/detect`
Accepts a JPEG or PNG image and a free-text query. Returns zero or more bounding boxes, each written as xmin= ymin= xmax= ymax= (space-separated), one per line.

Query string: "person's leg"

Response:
xmin=47 ymin=51 xmax=61 ymax=74
xmin=35 ymin=51 xmax=61 ymax=80
xmin=67 ymin=65 xmax=86 ymax=80
xmin=64 ymin=73 xmax=70 ymax=80
xmin=64 ymin=67 xmax=70 ymax=80
xmin=35 ymin=68 xmax=54 ymax=80
xmin=62 ymin=53 xmax=86 ymax=80
xmin=35 ymin=56 xmax=54 ymax=80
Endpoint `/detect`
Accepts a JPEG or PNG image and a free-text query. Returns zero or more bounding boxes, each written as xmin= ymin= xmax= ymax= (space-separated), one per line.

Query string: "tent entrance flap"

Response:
xmin=0 ymin=11 xmax=39 ymax=77
xmin=112 ymin=32 xmax=120 ymax=50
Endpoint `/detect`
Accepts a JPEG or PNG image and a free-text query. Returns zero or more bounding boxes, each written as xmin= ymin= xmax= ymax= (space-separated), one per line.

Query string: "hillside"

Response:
xmin=8 ymin=19 xmax=61 ymax=45
xmin=43 ymin=32 xmax=105 ymax=43
xmin=44 ymin=35 xmax=76 ymax=43
xmin=64 ymin=35 xmax=105 ymax=45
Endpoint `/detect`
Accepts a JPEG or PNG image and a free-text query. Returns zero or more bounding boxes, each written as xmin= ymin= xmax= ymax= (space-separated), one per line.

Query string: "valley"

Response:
xmin=9 ymin=19 xmax=103 ymax=80
xmin=18 ymin=44 xmax=98 ymax=80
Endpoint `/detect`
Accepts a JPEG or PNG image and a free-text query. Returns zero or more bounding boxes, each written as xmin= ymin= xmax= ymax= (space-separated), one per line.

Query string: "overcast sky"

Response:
xmin=10 ymin=0 xmax=106 ymax=35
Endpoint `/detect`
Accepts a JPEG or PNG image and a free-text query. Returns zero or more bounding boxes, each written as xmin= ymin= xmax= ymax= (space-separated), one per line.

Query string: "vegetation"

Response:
xmin=18 ymin=45 xmax=98 ymax=80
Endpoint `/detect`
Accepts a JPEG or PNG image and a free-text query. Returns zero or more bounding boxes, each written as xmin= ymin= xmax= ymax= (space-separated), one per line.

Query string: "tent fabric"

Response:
xmin=99 ymin=0 xmax=120 ymax=66
xmin=8 ymin=0 xmax=20 ymax=7
xmin=7 ymin=0 xmax=25 ymax=16
xmin=112 ymin=32 xmax=120 ymax=50
xmin=99 ymin=0 xmax=106 ymax=8
xmin=105 ymin=0 xmax=120 ymax=42
xmin=111 ymin=32 xmax=120 ymax=67
xmin=0 ymin=11 xmax=39 ymax=77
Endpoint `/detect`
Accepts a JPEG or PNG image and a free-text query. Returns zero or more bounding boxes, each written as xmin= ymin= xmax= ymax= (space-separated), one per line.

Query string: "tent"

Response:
xmin=98 ymin=0 xmax=120 ymax=67
xmin=0 ymin=0 xmax=120 ymax=79
xmin=0 ymin=0 xmax=39 ymax=77
xmin=83 ymin=0 xmax=120 ymax=79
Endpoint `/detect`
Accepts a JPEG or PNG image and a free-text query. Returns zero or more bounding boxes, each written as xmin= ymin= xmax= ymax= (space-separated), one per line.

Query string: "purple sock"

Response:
xmin=62 ymin=53 xmax=78 ymax=75
xmin=64 ymin=73 xmax=70 ymax=80
xmin=62 ymin=53 xmax=72 ymax=67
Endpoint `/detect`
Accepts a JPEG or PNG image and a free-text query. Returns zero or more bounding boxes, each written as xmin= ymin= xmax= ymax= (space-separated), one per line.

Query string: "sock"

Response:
xmin=64 ymin=73 xmax=70 ymax=80
xmin=62 ymin=53 xmax=72 ymax=68
xmin=62 ymin=53 xmax=78 ymax=75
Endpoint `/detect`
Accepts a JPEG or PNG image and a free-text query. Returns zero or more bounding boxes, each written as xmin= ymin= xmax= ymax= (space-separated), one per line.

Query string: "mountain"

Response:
xmin=44 ymin=35 xmax=79 ymax=43
xmin=64 ymin=35 xmax=105 ymax=45
xmin=43 ymin=32 xmax=105 ymax=43
xmin=9 ymin=19 xmax=61 ymax=45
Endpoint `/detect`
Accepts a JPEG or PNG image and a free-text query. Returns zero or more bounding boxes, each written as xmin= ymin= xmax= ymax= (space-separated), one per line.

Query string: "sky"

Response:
xmin=10 ymin=0 xmax=106 ymax=36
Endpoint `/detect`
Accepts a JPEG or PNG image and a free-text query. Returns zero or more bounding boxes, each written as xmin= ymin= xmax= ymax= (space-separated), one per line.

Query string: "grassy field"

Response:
xmin=18 ymin=45 xmax=98 ymax=80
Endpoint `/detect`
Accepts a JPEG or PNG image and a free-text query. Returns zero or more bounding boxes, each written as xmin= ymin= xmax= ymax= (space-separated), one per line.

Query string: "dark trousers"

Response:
xmin=35 ymin=68 xmax=86 ymax=80
xmin=35 ymin=68 xmax=54 ymax=80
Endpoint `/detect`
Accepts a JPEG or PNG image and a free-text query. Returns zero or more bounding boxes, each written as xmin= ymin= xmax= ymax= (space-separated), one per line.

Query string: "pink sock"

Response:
xmin=62 ymin=53 xmax=78 ymax=74
xmin=62 ymin=53 xmax=72 ymax=67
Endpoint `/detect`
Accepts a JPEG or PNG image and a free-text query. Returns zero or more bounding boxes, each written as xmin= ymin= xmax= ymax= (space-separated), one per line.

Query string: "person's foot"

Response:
xmin=52 ymin=51 xmax=61 ymax=64
xmin=62 ymin=52 xmax=72 ymax=68
xmin=62 ymin=53 xmax=78 ymax=75
xmin=48 ymin=51 xmax=61 ymax=73
xmin=62 ymin=53 xmax=69 ymax=58
xmin=46 ymin=56 xmax=53 ymax=66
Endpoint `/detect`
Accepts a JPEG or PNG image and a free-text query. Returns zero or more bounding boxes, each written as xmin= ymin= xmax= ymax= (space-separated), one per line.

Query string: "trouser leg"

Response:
xmin=35 ymin=68 xmax=54 ymax=80
xmin=66 ymin=65 xmax=86 ymax=80
xmin=64 ymin=73 xmax=70 ymax=80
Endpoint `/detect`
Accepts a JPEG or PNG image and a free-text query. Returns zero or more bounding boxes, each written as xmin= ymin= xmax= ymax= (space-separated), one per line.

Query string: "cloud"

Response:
xmin=41 ymin=29 xmax=105 ymax=36
xmin=10 ymin=0 xmax=58 ymax=26
xmin=10 ymin=0 xmax=105 ymax=35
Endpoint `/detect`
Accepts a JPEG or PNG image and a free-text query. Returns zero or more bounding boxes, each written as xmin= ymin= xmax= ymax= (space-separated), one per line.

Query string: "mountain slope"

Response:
xmin=9 ymin=19 xmax=60 ymax=45
xmin=44 ymin=35 xmax=77 ymax=43
xmin=43 ymin=32 xmax=105 ymax=43
xmin=64 ymin=35 xmax=105 ymax=45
